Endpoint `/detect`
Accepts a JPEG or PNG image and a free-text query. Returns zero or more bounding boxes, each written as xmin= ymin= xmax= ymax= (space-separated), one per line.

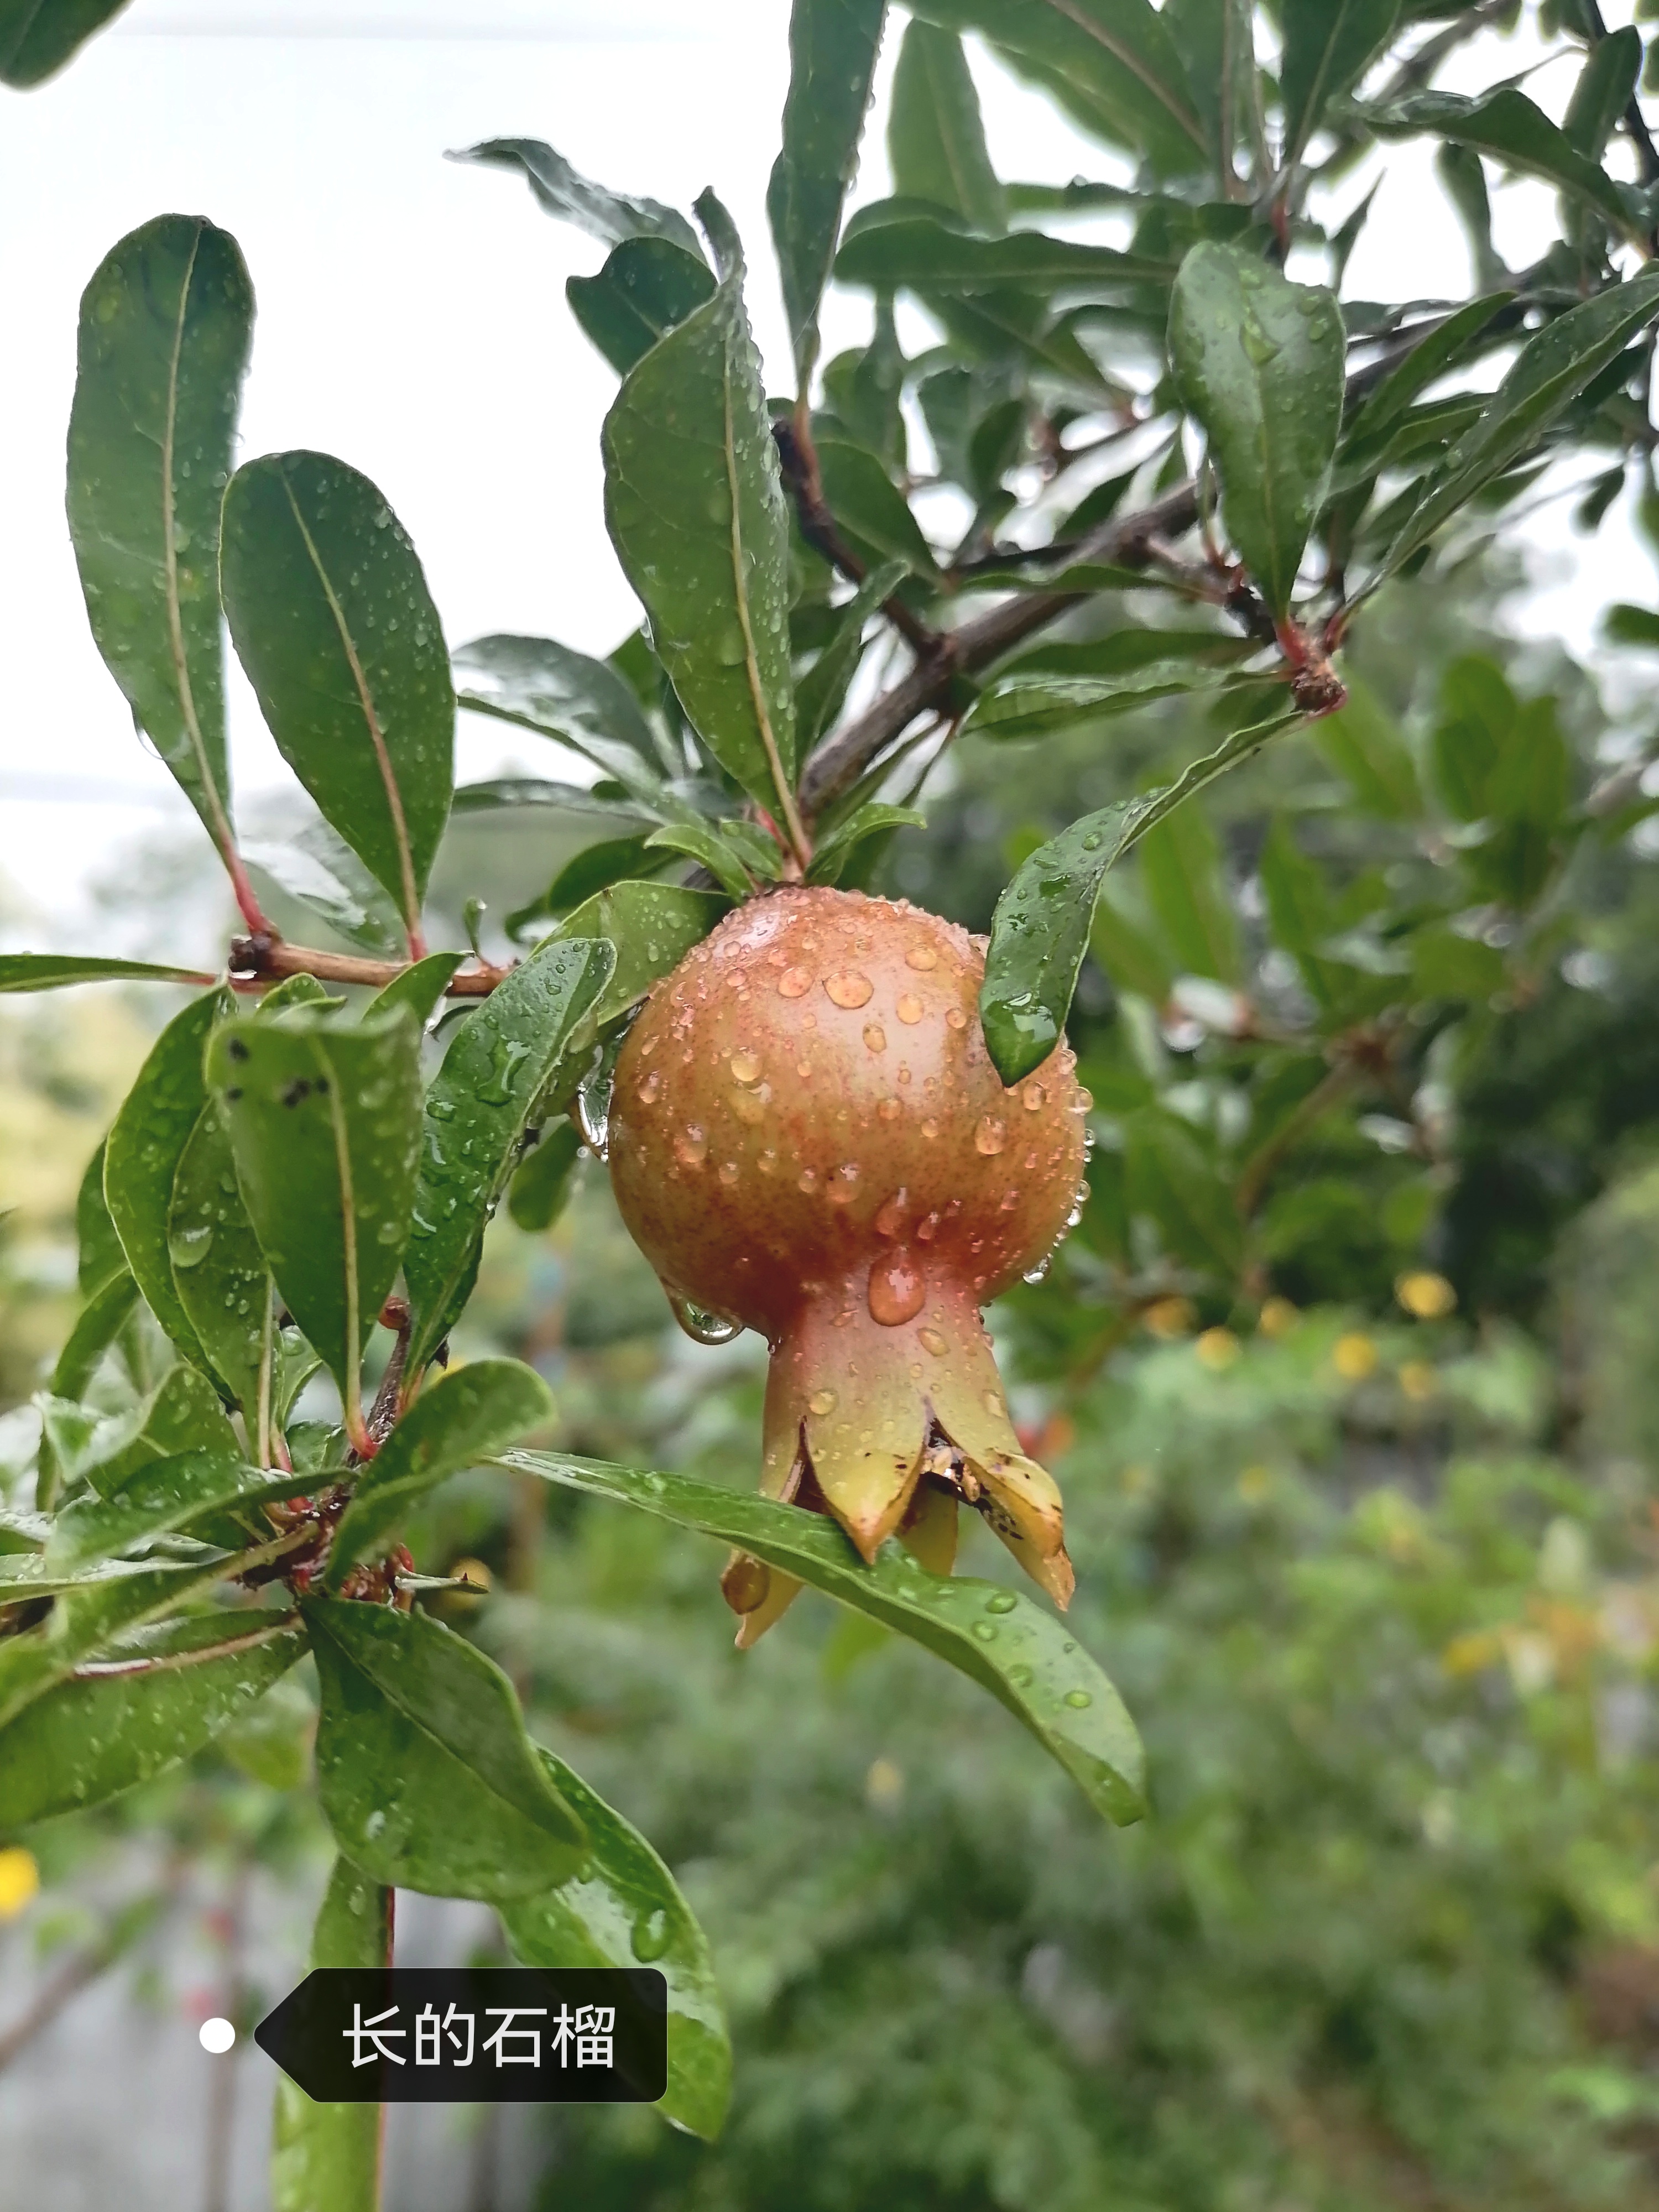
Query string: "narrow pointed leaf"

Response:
xmin=1365 ymin=88 xmax=1639 ymax=236
xmin=46 ymin=1449 xmax=315 ymax=1574
xmin=48 ymin=1272 xmax=138 ymax=1404
xmin=0 ymin=1553 xmax=237 ymax=1731
xmin=567 ymin=237 xmax=717 ymax=376
xmin=889 ymin=18 xmax=1005 ymax=234
xmin=962 ymin=665 xmax=1264 ymax=740
xmin=76 ymin=1136 xmax=126 ymax=1296
xmin=242 ymin=825 xmax=403 ymax=957
xmin=104 ymin=989 xmax=227 ymax=1370
xmin=0 ymin=0 xmax=131 ymax=84
xmin=835 ymin=213 xmax=1159 ymax=292
xmin=768 ymin=0 xmax=888 ymax=382
xmin=453 ymin=632 xmax=670 ymax=801
xmin=328 ymin=1359 xmax=554 ymax=1578
xmin=205 ymin=1007 xmax=424 ymax=1409
xmin=501 ymin=1746 xmax=732 ymax=2140
xmin=508 ymin=1122 xmax=584 ymax=1234
xmin=67 ymin=215 xmax=252 ymax=863
xmin=169 ymin=1104 xmax=272 ymax=1410
xmin=1280 ymin=0 xmax=1400 ymax=168
xmin=1376 ymin=273 xmax=1659 ymax=582
xmin=272 ymin=1860 xmax=391 ymax=2212
xmin=403 ymin=937 xmax=615 ymax=1371
xmin=905 ymin=0 xmax=1205 ymax=175
xmin=1168 ymin=243 xmax=1344 ymax=617
xmin=306 ymin=1597 xmax=588 ymax=1899
xmin=535 ymin=883 xmax=731 ymax=1034
xmin=796 ymin=561 xmax=906 ymax=751
xmin=499 ymin=1451 xmax=1146 ymax=1826
xmin=0 ymin=953 xmax=213 ymax=995
xmin=805 ymin=802 xmax=925 ymax=885
xmin=0 ymin=1612 xmax=305 ymax=1833
xmin=38 ymin=1363 xmax=240 ymax=1500
xmin=367 ymin=951 xmax=463 ymax=1026
xmin=642 ymin=822 xmax=760 ymax=900
xmin=221 ymin=452 xmax=454 ymax=937
xmin=453 ymin=138 xmax=701 ymax=254
xmin=602 ymin=199 xmax=800 ymax=825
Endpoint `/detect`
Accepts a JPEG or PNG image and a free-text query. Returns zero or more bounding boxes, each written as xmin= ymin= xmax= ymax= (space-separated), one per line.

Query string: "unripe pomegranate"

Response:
xmin=607 ymin=886 xmax=1087 ymax=1643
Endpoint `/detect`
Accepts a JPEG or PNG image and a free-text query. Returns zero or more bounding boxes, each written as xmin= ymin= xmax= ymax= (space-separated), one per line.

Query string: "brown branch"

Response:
xmin=771 ymin=419 xmax=952 ymax=662
xmin=228 ymin=933 xmax=508 ymax=998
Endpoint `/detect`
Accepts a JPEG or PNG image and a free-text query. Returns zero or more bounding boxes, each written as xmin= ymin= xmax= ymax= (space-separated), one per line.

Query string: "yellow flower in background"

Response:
xmin=0 ymin=1848 xmax=39 ymax=1919
xmin=1400 ymin=1360 xmax=1437 ymax=1402
xmin=1396 ymin=1270 xmax=1457 ymax=1319
xmin=1258 ymin=1296 xmax=1299 ymax=1338
xmin=1333 ymin=1332 xmax=1379 ymax=1381
xmin=1144 ymin=1295 xmax=1196 ymax=1339
xmin=1196 ymin=1327 xmax=1241 ymax=1371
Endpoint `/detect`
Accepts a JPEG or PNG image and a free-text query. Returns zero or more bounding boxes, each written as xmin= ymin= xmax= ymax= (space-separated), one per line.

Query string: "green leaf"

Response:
xmin=566 ymin=236 xmax=718 ymax=376
xmin=1605 ymin=602 xmax=1659 ymax=649
xmin=962 ymin=665 xmax=1262 ymax=740
xmin=0 ymin=1611 xmax=306 ymax=1833
xmin=905 ymin=0 xmax=1204 ymax=175
xmin=642 ymin=822 xmax=764 ymax=900
xmin=367 ymin=951 xmax=464 ymax=1026
xmin=38 ymin=1362 xmax=240 ymax=1499
xmin=602 ymin=196 xmax=802 ymax=837
xmin=889 ymin=18 xmax=1005 ymax=234
xmin=1089 ymin=887 xmax=1173 ymax=1004
xmin=835 ymin=212 xmax=1159 ymax=293
xmin=766 ymin=0 xmax=889 ymax=383
xmin=272 ymin=1860 xmax=390 ymax=2212
xmin=66 ymin=215 xmax=253 ymax=867
xmin=508 ymin=1121 xmax=585 ymax=1234
xmin=1311 ymin=677 xmax=1422 ymax=818
xmin=1168 ymin=242 xmax=1345 ymax=616
xmin=1258 ymin=817 xmax=1343 ymax=1009
xmin=1378 ymin=275 xmax=1659 ymax=581
xmin=1124 ymin=1108 xmax=1244 ymax=1274
xmin=0 ymin=1552 xmax=237 ymax=1731
xmin=220 ymin=452 xmax=454 ymax=940
xmin=453 ymin=137 xmax=701 ymax=253
xmin=329 ymin=1359 xmax=554 ymax=1578
xmin=500 ymin=1746 xmax=732 ymax=2140
xmin=536 ymin=882 xmax=731 ymax=1035
xmin=1564 ymin=26 xmax=1642 ymax=163
xmin=0 ymin=0 xmax=131 ymax=87
xmin=242 ymin=823 xmax=403 ymax=957
xmin=45 ymin=1450 xmax=314 ymax=1574
xmin=1365 ymin=88 xmax=1637 ymax=237
xmin=48 ymin=1272 xmax=139 ymax=1404
xmin=1140 ymin=802 xmax=1242 ymax=983
xmin=815 ymin=434 xmax=937 ymax=574
xmin=168 ymin=1104 xmax=272 ymax=1412
xmin=205 ymin=1007 xmax=424 ymax=1436
xmin=1345 ymin=295 xmax=1515 ymax=447
xmin=76 ymin=1136 xmax=126 ymax=1296
xmin=0 ymin=953 xmax=212 ymax=995
xmin=796 ymin=562 xmax=907 ymax=753
xmin=499 ymin=1450 xmax=1145 ymax=1826
xmin=806 ymin=803 xmax=925 ymax=885
xmin=521 ymin=836 xmax=669 ymax=932
xmin=403 ymin=938 xmax=615 ymax=1372
xmin=453 ymin=633 xmax=671 ymax=797
xmin=1006 ymin=626 xmax=1257 ymax=680
xmin=104 ymin=989 xmax=226 ymax=1370
xmin=1280 ymin=0 xmax=1400 ymax=168
xmin=0 ymin=1549 xmax=232 ymax=1604
xmin=306 ymin=1596 xmax=588 ymax=1899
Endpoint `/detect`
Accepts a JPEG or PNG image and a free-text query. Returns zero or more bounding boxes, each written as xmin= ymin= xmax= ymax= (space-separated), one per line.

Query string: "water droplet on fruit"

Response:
xmin=863 ymin=1022 xmax=887 ymax=1053
xmin=975 ymin=1115 xmax=1006 ymax=1155
xmin=869 ymin=1249 xmax=926 ymax=1326
xmin=638 ymin=1071 xmax=661 ymax=1104
xmin=575 ymin=1078 xmax=611 ymax=1157
xmin=828 ymin=1165 xmax=859 ymax=1203
xmin=916 ymin=1211 xmax=939 ymax=1242
xmin=669 ymin=1293 xmax=740 ymax=1345
xmin=798 ymin=1167 xmax=818 ymax=1193
xmin=919 ymin=1326 xmax=946 ymax=1355
xmin=921 ymin=1118 xmax=939 ymax=1139
xmin=674 ymin=1126 xmax=707 ymax=1168
xmin=759 ymin=1148 xmax=778 ymax=1173
xmin=895 ymin=993 xmax=923 ymax=1024
xmin=730 ymin=1049 xmax=762 ymax=1084
xmin=878 ymin=1095 xmax=901 ymax=1120
xmin=874 ymin=1189 xmax=907 ymax=1238
xmin=1021 ymin=1081 xmax=1046 ymax=1112
xmin=778 ymin=967 xmax=811 ymax=998
xmin=906 ymin=945 xmax=937 ymax=971
xmin=1000 ymin=1188 xmax=1018 ymax=1211
xmin=1024 ymin=1260 xmax=1051 ymax=1284
xmin=825 ymin=971 xmax=873 ymax=1009
xmin=718 ymin=1161 xmax=739 ymax=1186
xmin=946 ymin=1006 xmax=967 ymax=1030
xmin=808 ymin=1389 xmax=837 ymax=1416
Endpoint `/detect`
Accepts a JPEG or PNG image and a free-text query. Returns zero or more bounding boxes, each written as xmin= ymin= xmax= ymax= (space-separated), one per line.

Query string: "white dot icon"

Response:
xmin=199 ymin=2017 xmax=236 ymax=2055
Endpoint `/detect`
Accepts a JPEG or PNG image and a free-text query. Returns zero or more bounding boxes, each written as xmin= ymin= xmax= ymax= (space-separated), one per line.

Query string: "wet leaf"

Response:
xmin=205 ymin=1007 xmax=424 ymax=1433
xmin=0 ymin=953 xmax=212 ymax=995
xmin=48 ymin=1272 xmax=139 ymax=1405
xmin=962 ymin=665 xmax=1260 ymax=740
xmin=536 ymin=883 xmax=731 ymax=1037
xmin=507 ymin=1121 xmax=585 ymax=1234
xmin=836 ymin=211 xmax=1158 ymax=292
xmin=38 ymin=1362 xmax=241 ymax=1500
xmin=642 ymin=821 xmax=765 ymax=900
xmin=1168 ymin=242 xmax=1345 ymax=616
xmin=453 ymin=137 xmax=701 ymax=254
xmin=1365 ymin=87 xmax=1638 ymax=236
xmin=66 ymin=215 xmax=252 ymax=863
xmin=221 ymin=452 xmax=454 ymax=940
xmin=767 ymin=0 xmax=889 ymax=383
xmin=815 ymin=434 xmax=937 ymax=575
xmin=0 ymin=1553 xmax=236 ymax=1731
xmin=498 ymin=1451 xmax=1147 ymax=1826
xmin=500 ymin=1746 xmax=732 ymax=2140
xmin=242 ymin=824 xmax=404 ymax=958
xmin=328 ymin=1360 xmax=554 ymax=1578
xmin=45 ymin=1449 xmax=314 ymax=1574
xmin=805 ymin=803 xmax=925 ymax=885
xmin=889 ymin=17 xmax=1005 ymax=233
xmin=403 ymin=939 xmax=614 ymax=1372
xmin=367 ymin=951 xmax=464 ymax=1026
xmin=602 ymin=194 xmax=800 ymax=831
xmin=169 ymin=1103 xmax=272 ymax=1411
xmin=0 ymin=1611 xmax=305 ymax=1832
xmin=306 ymin=1597 xmax=588 ymax=1899
xmin=272 ymin=1860 xmax=391 ymax=2212
xmin=1280 ymin=0 xmax=1400 ymax=168
xmin=76 ymin=1136 xmax=126 ymax=1296
xmin=453 ymin=633 xmax=667 ymax=786
xmin=567 ymin=236 xmax=717 ymax=375
xmin=796 ymin=561 xmax=906 ymax=750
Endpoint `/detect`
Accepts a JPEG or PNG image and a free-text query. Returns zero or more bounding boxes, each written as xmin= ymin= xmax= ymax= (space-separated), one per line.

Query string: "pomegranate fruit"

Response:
xmin=606 ymin=885 xmax=1088 ymax=1644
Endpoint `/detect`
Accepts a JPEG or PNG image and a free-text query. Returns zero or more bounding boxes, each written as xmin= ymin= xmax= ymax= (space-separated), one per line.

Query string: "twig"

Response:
xmin=227 ymin=933 xmax=508 ymax=998
xmin=771 ymin=419 xmax=951 ymax=662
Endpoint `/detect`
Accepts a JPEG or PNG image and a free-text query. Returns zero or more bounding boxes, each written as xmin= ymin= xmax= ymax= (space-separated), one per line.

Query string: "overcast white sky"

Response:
xmin=0 ymin=0 xmax=1652 ymax=944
